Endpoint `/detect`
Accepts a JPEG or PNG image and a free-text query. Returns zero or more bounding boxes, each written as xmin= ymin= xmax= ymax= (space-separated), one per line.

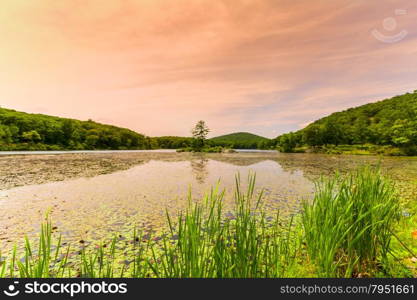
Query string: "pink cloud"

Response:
xmin=0 ymin=0 xmax=416 ymax=137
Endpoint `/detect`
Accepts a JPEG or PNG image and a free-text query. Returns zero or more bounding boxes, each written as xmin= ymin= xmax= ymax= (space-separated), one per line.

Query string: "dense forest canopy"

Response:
xmin=151 ymin=136 xmax=194 ymax=149
xmin=0 ymin=107 xmax=271 ymax=151
xmin=275 ymin=91 xmax=417 ymax=155
xmin=0 ymin=108 xmax=148 ymax=150
xmin=209 ymin=132 xmax=272 ymax=149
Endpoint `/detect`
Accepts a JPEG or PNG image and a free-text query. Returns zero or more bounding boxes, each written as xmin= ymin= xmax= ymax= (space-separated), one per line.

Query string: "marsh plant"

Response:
xmin=302 ymin=167 xmax=401 ymax=277
xmin=0 ymin=168 xmax=412 ymax=278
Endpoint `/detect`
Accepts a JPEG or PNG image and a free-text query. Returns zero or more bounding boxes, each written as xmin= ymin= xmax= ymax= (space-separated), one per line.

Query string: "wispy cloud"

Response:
xmin=0 ymin=0 xmax=416 ymax=137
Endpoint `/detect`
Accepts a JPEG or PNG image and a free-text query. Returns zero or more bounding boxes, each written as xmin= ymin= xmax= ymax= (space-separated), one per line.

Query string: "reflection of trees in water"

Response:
xmin=180 ymin=153 xmax=406 ymax=183
xmin=208 ymin=156 xmax=268 ymax=167
xmin=208 ymin=153 xmax=390 ymax=180
xmin=190 ymin=156 xmax=209 ymax=184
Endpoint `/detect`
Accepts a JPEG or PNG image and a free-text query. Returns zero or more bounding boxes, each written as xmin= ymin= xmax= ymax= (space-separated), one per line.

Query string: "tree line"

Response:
xmin=0 ymin=109 xmax=270 ymax=151
xmin=275 ymin=91 xmax=417 ymax=155
xmin=3 ymin=90 xmax=415 ymax=153
xmin=0 ymin=108 xmax=149 ymax=150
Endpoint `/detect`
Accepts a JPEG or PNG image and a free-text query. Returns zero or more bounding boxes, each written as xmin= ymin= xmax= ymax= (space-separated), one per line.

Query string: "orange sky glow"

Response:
xmin=1 ymin=0 xmax=416 ymax=137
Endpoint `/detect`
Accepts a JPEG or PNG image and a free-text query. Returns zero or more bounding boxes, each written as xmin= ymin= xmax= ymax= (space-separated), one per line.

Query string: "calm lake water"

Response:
xmin=0 ymin=151 xmax=416 ymax=251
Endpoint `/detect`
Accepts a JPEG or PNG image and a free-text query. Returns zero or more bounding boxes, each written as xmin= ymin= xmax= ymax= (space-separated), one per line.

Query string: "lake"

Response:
xmin=0 ymin=151 xmax=416 ymax=252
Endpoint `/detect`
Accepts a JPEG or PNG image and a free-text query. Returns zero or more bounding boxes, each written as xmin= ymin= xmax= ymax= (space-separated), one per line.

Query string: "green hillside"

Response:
xmin=276 ymin=91 xmax=417 ymax=155
xmin=210 ymin=132 xmax=271 ymax=149
xmin=0 ymin=108 xmax=273 ymax=151
xmin=4 ymin=89 xmax=416 ymax=154
xmin=0 ymin=108 xmax=149 ymax=150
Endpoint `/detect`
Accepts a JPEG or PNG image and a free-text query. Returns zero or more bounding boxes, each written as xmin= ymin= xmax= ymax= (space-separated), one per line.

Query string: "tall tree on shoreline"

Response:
xmin=192 ymin=120 xmax=210 ymax=150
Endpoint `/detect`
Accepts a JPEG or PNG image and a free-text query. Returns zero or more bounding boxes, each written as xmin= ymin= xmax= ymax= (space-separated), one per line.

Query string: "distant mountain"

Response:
xmin=210 ymin=132 xmax=271 ymax=149
xmin=0 ymin=107 xmax=149 ymax=150
xmin=275 ymin=91 xmax=417 ymax=154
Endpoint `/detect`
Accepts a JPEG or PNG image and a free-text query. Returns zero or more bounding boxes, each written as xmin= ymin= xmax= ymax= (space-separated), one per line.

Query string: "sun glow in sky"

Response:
xmin=1 ymin=0 xmax=417 ymax=137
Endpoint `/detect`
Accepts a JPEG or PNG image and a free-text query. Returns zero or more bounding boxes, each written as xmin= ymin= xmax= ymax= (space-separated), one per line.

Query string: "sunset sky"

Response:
xmin=1 ymin=0 xmax=416 ymax=137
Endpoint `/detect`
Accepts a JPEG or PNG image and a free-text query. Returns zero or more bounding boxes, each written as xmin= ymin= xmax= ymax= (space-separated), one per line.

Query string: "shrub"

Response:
xmin=302 ymin=167 xmax=400 ymax=277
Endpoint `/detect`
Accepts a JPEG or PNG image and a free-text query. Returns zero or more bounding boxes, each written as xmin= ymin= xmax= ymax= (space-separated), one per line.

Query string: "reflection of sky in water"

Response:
xmin=1 ymin=152 xmax=416 ymax=252
xmin=0 ymin=156 xmax=313 ymax=249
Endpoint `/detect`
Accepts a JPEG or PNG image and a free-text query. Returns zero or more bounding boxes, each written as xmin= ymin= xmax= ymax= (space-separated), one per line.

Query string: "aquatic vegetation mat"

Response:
xmin=0 ymin=168 xmax=415 ymax=278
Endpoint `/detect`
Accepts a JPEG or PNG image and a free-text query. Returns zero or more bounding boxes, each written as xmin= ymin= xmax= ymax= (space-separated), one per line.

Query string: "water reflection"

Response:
xmin=190 ymin=156 xmax=209 ymax=184
xmin=0 ymin=152 xmax=416 ymax=253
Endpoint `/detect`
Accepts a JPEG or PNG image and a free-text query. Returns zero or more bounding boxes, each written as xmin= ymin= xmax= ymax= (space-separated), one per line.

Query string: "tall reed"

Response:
xmin=302 ymin=167 xmax=400 ymax=277
xmin=147 ymin=174 xmax=300 ymax=278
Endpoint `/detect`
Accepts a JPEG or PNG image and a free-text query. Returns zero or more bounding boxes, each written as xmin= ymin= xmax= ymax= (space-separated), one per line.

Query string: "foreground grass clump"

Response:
xmin=1 ymin=168 xmax=413 ymax=278
xmin=302 ymin=167 xmax=401 ymax=277
xmin=146 ymin=176 xmax=303 ymax=278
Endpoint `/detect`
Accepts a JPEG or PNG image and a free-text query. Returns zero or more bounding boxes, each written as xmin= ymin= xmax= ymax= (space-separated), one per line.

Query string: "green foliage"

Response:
xmin=151 ymin=136 xmax=193 ymax=149
xmin=0 ymin=108 xmax=148 ymax=150
xmin=210 ymin=132 xmax=272 ymax=149
xmin=276 ymin=132 xmax=301 ymax=153
xmin=201 ymin=146 xmax=224 ymax=153
xmin=191 ymin=120 xmax=210 ymax=150
xmin=150 ymin=132 xmax=274 ymax=151
xmin=302 ymin=167 xmax=401 ymax=277
xmin=21 ymin=130 xmax=41 ymax=143
xmin=176 ymin=146 xmax=225 ymax=153
xmin=275 ymin=91 xmax=417 ymax=155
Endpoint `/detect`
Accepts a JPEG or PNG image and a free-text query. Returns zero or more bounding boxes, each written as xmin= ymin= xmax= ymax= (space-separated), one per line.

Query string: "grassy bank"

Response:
xmin=1 ymin=168 xmax=415 ymax=278
xmin=281 ymin=144 xmax=417 ymax=156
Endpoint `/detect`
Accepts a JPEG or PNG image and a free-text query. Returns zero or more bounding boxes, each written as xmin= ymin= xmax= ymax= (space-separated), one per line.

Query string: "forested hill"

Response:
xmin=0 ymin=108 xmax=149 ymax=150
xmin=210 ymin=132 xmax=271 ymax=149
xmin=0 ymin=107 xmax=273 ymax=151
xmin=276 ymin=91 xmax=417 ymax=155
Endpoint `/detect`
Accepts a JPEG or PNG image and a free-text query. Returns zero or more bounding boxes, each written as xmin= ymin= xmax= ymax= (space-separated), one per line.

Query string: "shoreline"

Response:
xmin=0 ymin=149 xmax=278 ymax=156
